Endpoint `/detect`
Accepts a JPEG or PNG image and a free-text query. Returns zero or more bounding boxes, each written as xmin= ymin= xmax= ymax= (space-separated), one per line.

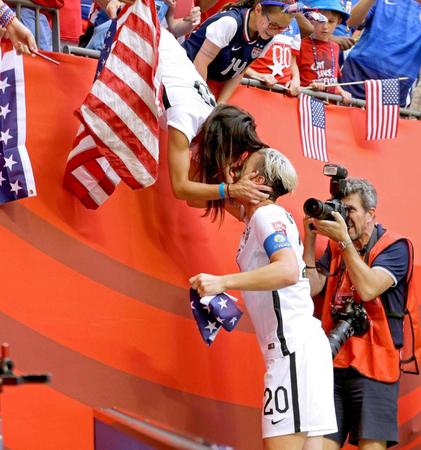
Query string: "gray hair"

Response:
xmin=343 ymin=177 xmax=377 ymax=211
xmin=256 ymin=148 xmax=297 ymax=199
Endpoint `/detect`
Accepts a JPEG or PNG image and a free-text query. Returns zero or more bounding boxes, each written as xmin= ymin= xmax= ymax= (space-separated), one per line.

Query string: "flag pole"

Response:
xmin=321 ymin=77 xmax=408 ymax=88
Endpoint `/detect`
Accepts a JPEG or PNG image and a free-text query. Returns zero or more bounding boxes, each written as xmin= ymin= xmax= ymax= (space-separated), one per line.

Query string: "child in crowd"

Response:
xmin=81 ymin=0 xmax=200 ymax=50
xmin=244 ymin=18 xmax=301 ymax=96
xmin=297 ymin=0 xmax=352 ymax=102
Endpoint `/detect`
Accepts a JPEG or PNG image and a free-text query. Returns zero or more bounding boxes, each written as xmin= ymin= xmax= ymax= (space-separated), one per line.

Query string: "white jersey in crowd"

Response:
xmin=237 ymin=204 xmax=324 ymax=360
xmin=159 ymin=27 xmax=215 ymax=143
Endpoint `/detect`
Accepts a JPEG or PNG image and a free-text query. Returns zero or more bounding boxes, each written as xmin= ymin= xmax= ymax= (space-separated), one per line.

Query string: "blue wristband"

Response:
xmin=218 ymin=182 xmax=225 ymax=199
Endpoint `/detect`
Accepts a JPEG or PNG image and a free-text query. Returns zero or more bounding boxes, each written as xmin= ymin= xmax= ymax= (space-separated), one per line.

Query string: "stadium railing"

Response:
xmin=7 ymin=0 xmax=60 ymax=52
xmin=60 ymin=45 xmax=421 ymax=120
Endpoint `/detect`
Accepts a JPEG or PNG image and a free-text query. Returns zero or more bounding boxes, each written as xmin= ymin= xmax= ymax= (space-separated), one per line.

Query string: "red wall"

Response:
xmin=0 ymin=53 xmax=419 ymax=450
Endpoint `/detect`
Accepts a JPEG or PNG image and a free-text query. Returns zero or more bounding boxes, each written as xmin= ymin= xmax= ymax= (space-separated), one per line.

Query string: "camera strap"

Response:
xmin=359 ymin=225 xmax=379 ymax=263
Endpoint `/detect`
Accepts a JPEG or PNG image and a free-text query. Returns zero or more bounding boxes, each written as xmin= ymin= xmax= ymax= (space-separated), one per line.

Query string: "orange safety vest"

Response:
xmin=321 ymin=229 xmax=421 ymax=383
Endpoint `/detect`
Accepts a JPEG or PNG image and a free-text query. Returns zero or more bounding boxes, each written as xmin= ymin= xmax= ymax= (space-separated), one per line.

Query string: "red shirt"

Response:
xmin=249 ymin=33 xmax=300 ymax=85
xmin=297 ymin=37 xmax=340 ymax=89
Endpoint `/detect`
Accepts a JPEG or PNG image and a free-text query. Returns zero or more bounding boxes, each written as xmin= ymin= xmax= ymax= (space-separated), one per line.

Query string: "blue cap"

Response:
xmin=303 ymin=0 xmax=349 ymax=22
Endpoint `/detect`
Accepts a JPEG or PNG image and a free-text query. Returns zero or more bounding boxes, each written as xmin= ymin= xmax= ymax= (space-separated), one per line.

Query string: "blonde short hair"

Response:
xmin=256 ymin=148 xmax=297 ymax=198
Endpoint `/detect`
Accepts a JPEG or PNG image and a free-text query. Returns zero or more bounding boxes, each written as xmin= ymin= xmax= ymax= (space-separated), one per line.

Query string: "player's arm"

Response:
xmin=190 ymin=247 xmax=299 ymax=296
xmin=168 ymin=127 xmax=271 ymax=203
xmin=168 ymin=126 xmax=226 ymax=201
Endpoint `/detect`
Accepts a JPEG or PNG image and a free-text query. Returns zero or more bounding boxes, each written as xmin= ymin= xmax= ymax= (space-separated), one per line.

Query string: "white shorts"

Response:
xmin=165 ymin=80 xmax=215 ymax=143
xmin=262 ymin=331 xmax=337 ymax=439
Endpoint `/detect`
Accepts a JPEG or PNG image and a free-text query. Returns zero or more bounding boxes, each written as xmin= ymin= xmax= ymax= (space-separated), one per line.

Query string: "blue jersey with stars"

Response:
xmin=182 ymin=8 xmax=272 ymax=81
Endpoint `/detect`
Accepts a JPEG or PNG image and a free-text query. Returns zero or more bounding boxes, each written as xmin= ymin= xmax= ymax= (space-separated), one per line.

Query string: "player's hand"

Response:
xmin=4 ymin=18 xmax=37 ymax=54
xmin=189 ymin=273 xmax=226 ymax=297
xmin=230 ymin=172 xmax=272 ymax=204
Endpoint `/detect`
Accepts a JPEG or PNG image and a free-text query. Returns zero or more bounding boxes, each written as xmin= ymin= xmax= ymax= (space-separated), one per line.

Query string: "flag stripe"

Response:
xmin=64 ymin=0 xmax=161 ymax=208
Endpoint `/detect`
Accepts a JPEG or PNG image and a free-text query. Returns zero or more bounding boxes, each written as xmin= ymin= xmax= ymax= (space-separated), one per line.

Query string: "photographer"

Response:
xmin=303 ymin=177 xmax=420 ymax=450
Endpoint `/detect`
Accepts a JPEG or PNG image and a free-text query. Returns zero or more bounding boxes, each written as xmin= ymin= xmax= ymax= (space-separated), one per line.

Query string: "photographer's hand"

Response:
xmin=310 ymin=211 xmax=350 ymax=243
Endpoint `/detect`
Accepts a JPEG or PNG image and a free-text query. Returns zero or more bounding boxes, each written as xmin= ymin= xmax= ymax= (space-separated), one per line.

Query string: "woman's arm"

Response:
xmin=166 ymin=5 xmax=201 ymax=38
xmin=190 ymin=248 xmax=299 ymax=296
xmin=347 ymin=0 xmax=375 ymax=28
xmin=0 ymin=0 xmax=37 ymax=54
xmin=193 ymin=37 xmax=221 ymax=80
xmin=217 ymin=72 xmax=244 ymax=103
xmin=168 ymin=126 xmax=272 ymax=202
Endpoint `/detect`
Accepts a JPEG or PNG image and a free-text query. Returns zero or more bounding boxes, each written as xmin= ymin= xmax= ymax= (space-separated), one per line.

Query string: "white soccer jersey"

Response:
xmin=159 ymin=28 xmax=215 ymax=143
xmin=237 ymin=204 xmax=324 ymax=359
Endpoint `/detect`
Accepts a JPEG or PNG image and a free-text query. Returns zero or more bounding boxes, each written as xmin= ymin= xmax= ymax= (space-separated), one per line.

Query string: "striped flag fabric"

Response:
xmin=64 ymin=0 xmax=162 ymax=209
xmin=299 ymin=93 xmax=328 ymax=162
xmin=0 ymin=44 xmax=37 ymax=203
xmin=364 ymin=78 xmax=400 ymax=141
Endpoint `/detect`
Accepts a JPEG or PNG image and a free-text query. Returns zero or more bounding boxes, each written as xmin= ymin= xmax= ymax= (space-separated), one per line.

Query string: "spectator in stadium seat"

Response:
xmin=0 ymin=0 xmax=37 ymax=53
xmin=340 ymin=0 xmax=421 ymax=107
xmin=297 ymin=0 xmax=352 ymax=102
xmin=82 ymin=0 xmax=200 ymax=50
xmin=243 ymin=18 xmax=301 ymax=95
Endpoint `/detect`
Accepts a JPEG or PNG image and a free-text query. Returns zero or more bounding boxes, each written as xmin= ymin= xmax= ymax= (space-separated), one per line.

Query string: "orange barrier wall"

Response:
xmin=0 ymin=53 xmax=419 ymax=450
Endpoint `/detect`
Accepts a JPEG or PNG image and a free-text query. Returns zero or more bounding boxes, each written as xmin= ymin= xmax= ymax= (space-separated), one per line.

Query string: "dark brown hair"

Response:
xmin=196 ymin=104 xmax=268 ymax=222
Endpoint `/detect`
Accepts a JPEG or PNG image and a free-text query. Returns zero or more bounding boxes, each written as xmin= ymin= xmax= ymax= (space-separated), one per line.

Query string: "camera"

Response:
xmin=303 ymin=164 xmax=348 ymax=221
xmin=328 ymin=297 xmax=370 ymax=358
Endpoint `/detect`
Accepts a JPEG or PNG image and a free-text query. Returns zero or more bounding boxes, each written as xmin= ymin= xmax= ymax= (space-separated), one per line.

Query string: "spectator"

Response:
xmin=297 ymin=0 xmax=352 ymax=102
xmin=82 ymin=0 xmax=200 ymax=50
xmin=244 ymin=18 xmax=301 ymax=96
xmin=182 ymin=0 xmax=297 ymax=103
xmin=340 ymin=0 xmax=421 ymax=107
xmin=0 ymin=0 xmax=37 ymax=54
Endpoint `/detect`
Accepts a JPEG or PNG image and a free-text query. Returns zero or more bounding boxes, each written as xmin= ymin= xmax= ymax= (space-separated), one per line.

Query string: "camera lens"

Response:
xmin=303 ymin=198 xmax=325 ymax=218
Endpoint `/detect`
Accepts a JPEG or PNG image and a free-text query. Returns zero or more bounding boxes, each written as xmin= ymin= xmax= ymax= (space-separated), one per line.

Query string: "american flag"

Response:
xmin=0 ymin=45 xmax=37 ymax=203
xmin=189 ymin=289 xmax=243 ymax=346
xmin=365 ymin=78 xmax=400 ymax=141
xmin=299 ymin=93 xmax=328 ymax=162
xmin=64 ymin=0 xmax=162 ymax=209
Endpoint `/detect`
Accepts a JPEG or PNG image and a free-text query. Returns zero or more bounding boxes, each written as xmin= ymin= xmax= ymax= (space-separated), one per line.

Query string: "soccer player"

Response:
xmin=190 ymin=148 xmax=337 ymax=450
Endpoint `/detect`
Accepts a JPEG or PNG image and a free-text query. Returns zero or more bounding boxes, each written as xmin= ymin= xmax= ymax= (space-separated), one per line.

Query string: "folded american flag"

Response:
xmin=189 ymin=289 xmax=243 ymax=346
xmin=0 ymin=44 xmax=37 ymax=203
xmin=64 ymin=0 xmax=162 ymax=209
xmin=364 ymin=78 xmax=399 ymax=141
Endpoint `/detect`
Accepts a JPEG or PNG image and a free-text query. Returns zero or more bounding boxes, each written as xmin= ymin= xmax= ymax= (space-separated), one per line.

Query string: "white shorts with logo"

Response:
xmin=262 ymin=331 xmax=337 ymax=439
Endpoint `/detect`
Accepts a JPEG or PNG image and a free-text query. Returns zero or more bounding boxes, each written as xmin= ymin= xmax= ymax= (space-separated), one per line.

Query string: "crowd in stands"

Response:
xmin=1 ymin=0 xmax=420 ymax=110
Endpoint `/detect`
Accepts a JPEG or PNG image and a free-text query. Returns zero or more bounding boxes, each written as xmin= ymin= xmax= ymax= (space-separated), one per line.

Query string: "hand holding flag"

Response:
xmin=189 ymin=289 xmax=243 ymax=346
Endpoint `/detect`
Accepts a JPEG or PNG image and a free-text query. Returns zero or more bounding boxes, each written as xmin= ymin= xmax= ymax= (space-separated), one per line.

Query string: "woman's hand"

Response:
xmin=229 ymin=172 xmax=272 ymax=204
xmin=286 ymin=79 xmax=300 ymax=96
xmin=183 ymin=6 xmax=201 ymax=28
xmin=189 ymin=273 xmax=226 ymax=297
xmin=4 ymin=18 xmax=37 ymax=55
